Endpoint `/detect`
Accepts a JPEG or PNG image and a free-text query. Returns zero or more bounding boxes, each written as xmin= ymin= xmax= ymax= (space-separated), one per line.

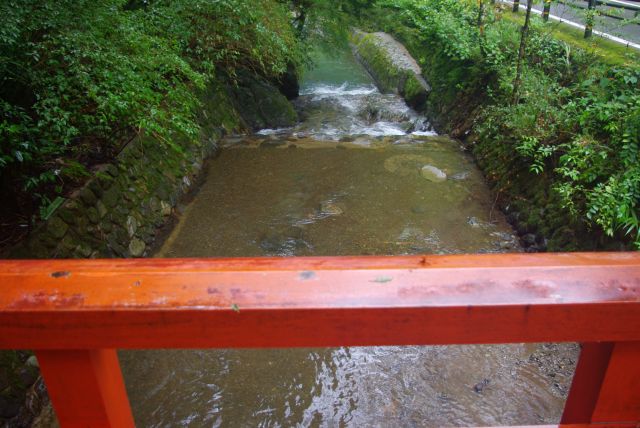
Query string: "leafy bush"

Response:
xmin=0 ymin=0 xmax=302 ymax=222
xmin=555 ymin=67 xmax=640 ymax=240
xmin=379 ymin=0 xmax=480 ymax=60
xmin=369 ymin=0 xmax=640 ymax=247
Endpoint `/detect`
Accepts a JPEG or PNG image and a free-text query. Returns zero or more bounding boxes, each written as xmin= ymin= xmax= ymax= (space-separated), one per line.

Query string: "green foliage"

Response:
xmin=378 ymin=0 xmax=480 ymax=60
xmin=484 ymin=17 xmax=640 ymax=246
xmin=369 ymin=0 xmax=640 ymax=247
xmin=516 ymin=136 xmax=555 ymax=175
xmin=281 ymin=0 xmax=375 ymax=58
xmin=554 ymin=67 xmax=640 ymax=243
xmin=1 ymin=0 xmax=302 ymax=219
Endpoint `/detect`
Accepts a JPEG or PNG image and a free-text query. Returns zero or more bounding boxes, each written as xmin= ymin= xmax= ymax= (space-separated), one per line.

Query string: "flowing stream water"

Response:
xmin=120 ymin=49 xmax=578 ymax=427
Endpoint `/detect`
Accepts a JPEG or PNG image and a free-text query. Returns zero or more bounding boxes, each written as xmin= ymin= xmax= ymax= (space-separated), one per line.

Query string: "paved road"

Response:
xmin=540 ymin=0 xmax=640 ymax=43
xmin=502 ymin=0 xmax=640 ymax=48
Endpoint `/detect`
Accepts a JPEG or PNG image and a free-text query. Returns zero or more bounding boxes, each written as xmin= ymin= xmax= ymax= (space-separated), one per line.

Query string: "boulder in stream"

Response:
xmin=420 ymin=165 xmax=447 ymax=182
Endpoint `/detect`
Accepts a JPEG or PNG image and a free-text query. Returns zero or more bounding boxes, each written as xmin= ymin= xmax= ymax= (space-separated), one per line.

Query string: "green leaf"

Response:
xmin=41 ymin=196 xmax=65 ymax=221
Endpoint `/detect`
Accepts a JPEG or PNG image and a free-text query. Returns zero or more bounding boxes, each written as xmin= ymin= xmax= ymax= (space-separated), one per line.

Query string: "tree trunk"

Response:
xmin=512 ymin=0 xmax=533 ymax=105
xmin=584 ymin=0 xmax=597 ymax=38
xmin=478 ymin=0 xmax=485 ymax=34
xmin=543 ymin=0 xmax=552 ymax=22
xmin=513 ymin=0 xmax=520 ymax=12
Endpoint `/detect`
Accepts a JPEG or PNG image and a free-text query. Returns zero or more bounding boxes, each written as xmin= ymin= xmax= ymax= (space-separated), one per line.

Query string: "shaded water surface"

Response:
xmin=120 ymin=49 xmax=577 ymax=427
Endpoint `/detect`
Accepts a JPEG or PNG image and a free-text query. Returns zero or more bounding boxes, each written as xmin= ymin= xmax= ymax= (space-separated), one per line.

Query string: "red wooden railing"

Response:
xmin=1 ymin=252 xmax=639 ymax=427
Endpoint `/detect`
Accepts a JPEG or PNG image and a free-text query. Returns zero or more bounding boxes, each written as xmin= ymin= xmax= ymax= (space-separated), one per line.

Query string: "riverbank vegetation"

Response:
xmin=1 ymin=0 xmax=360 ymax=247
xmin=2 ymin=0 xmax=639 ymax=251
xmin=355 ymin=0 xmax=640 ymax=249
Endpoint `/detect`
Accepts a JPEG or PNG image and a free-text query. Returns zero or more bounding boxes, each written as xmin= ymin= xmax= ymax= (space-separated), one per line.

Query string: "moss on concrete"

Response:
xmin=351 ymin=30 xmax=430 ymax=110
xmin=351 ymin=32 xmax=402 ymax=93
xmin=402 ymin=72 xmax=430 ymax=109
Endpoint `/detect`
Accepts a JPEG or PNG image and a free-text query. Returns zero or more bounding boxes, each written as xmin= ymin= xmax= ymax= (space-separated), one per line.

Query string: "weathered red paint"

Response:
xmin=0 ymin=252 xmax=639 ymax=427
xmin=592 ymin=341 xmax=640 ymax=422
xmin=479 ymin=426 xmax=634 ymax=428
xmin=36 ymin=349 xmax=134 ymax=427
xmin=561 ymin=342 xmax=614 ymax=424
xmin=1 ymin=253 xmax=640 ymax=349
xmin=478 ymin=426 xmax=620 ymax=428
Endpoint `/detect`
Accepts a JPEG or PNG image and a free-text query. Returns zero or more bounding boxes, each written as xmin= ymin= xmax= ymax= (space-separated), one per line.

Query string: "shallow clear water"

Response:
xmin=154 ymin=139 xmax=517 ymax=258
xmin=120 ymin=49 xmax=577 ymax=427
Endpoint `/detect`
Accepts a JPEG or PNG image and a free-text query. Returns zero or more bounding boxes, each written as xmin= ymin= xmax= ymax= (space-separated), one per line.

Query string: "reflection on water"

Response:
xmin=122 ymin=344 xmax=577 ymax=427
xmin=120 ymin=49 xmax=578 ymax=427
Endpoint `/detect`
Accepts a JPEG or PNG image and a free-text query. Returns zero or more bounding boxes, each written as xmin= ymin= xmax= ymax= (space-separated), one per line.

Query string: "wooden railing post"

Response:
xmin=591 ymin=341 xmax=640 ymax=423
xmin=562 ymin=341 xmax=640 ymax=424
xmin=36 ymin=349 xmax=135 ymax=428
xmin=561 ymin=342 xmax=614 ymax=423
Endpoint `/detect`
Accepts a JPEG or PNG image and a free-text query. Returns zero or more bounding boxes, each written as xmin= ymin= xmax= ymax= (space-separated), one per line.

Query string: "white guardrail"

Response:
xmin=601 ymin=0 xmax=640 ymax=12
xmin=499 ymin=0 xmax=640 ymax=50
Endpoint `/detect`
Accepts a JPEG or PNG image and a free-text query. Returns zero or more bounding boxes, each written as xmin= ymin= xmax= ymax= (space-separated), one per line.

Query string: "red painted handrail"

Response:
xmin=0 ymin=252 xmax=639 ymax=427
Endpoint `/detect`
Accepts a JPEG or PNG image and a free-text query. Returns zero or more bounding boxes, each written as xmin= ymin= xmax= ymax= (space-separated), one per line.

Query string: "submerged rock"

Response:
xmin=473 ymin=378 xmax=491 ymax=394
xmin=420 ymin=165 xmax=447 ymax=182
xmin=451 ymin=171 xmax=470 ymax=181
xmin=411 ymin=204 xmax=428 ymax=214
xmin=467 ymin=217 xmax=481 ymax=228
xmin=319 ymin=201 xmax=344 ymax=216
xmin=359 ymin=99 xmax=412 ymax=124
xmin=258 ymin=227 xmax=311 ymax=256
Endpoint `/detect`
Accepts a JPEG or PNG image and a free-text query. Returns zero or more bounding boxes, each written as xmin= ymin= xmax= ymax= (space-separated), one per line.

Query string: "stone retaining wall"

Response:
xmin=10 ymin=75 xmax=297 ymax=260
xmin=12 ymin=103 xmax=229 ymax=259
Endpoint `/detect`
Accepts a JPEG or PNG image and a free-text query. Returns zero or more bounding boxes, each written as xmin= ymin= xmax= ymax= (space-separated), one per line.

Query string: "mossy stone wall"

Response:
xmin=10 ymin=74 xmax=297 ymax=260
xmin=11 ymin=84 xmax=237 ymax=259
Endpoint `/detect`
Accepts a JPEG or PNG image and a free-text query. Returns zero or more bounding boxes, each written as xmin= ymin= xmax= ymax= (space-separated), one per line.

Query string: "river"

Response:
xmin=119 ymin=48 xmax=578 ymax=427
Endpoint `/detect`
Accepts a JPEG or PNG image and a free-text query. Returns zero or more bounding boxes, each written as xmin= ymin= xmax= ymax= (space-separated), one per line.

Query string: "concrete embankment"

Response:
xmin=351 ymin=30 xmax=431 ymax=110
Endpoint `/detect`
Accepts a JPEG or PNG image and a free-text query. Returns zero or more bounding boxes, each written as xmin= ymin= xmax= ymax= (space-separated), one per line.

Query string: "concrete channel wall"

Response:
xmin=351 ymin=30 xmax=432 ymax=110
